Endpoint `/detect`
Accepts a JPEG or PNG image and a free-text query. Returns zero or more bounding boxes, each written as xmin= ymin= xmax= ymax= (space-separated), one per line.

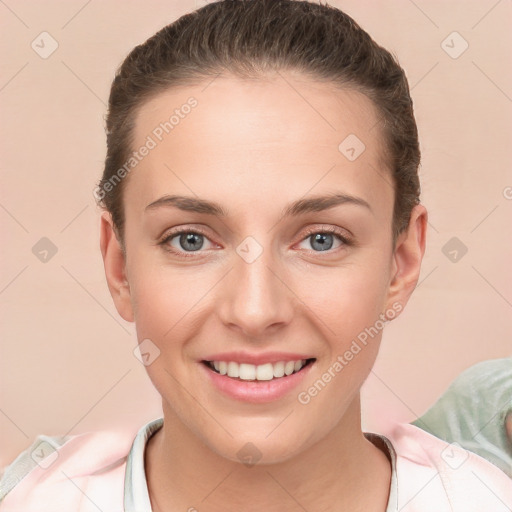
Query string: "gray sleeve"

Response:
xmin=411 ymin=357 xmax=512 ymax=478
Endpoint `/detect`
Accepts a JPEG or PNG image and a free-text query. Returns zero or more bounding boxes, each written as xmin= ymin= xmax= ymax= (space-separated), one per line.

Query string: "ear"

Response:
xmin=99 ymin=211 xmax=134 ymax=323
xmin=384 ymin=204 xmax=428 ymax=316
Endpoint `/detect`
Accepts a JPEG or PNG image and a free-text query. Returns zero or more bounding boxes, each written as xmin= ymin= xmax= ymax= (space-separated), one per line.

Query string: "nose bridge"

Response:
xmin=219 ymin=235 xmax=293 ymax=336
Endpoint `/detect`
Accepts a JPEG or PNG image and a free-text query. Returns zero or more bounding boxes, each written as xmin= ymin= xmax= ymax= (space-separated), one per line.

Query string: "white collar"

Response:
xmin=123 ymin=417 xmax=398 ymax=512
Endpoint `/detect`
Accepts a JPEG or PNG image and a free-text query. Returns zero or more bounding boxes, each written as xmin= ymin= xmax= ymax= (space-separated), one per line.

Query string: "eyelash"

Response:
xmin=158 ymin=226 xmax=352 ymax=259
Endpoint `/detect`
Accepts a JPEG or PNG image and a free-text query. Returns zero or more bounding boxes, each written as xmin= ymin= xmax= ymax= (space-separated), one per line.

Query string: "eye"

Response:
xmin=159 ymin=228 xmax=217 ymax=257
xmin=158 ymin=225 xmax=352 ymax=258
xmin=297 ymin=226 xmax=352 ymax=253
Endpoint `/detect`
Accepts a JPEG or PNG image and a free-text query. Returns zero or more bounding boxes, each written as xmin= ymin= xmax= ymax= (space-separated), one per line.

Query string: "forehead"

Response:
xmin=125 ymin=71 xmax=392 ymax=220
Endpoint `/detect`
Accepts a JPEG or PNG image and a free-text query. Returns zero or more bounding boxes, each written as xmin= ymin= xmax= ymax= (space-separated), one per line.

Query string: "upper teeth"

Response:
xmin=211 ymin=359 xmax=308 ymax=380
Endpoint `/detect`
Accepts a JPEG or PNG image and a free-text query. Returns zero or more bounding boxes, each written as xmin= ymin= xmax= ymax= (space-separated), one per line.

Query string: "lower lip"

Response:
xmin=199 ymin=360 xmax=315 ymax=404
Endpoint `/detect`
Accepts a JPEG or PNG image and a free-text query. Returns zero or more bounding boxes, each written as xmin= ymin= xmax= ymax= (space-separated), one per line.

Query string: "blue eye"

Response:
xmin=174 ymin=232 xmax=205 ymax=251
xmin=309 ymin=232 xmax=336 ymax=251
xmin=159 ymin=226 xmax=351 ymax=259
xmin=298 ymin=228 xmax=350 ymax=252
xmin=160 ymin=229 xmax=216 ymax=257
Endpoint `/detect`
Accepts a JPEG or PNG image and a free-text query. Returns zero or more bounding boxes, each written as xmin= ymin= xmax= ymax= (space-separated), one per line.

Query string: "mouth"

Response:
xmin=201 ymin=358 xmax=316 ymax=381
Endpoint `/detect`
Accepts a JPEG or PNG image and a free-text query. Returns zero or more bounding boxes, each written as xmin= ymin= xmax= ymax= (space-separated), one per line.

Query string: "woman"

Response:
xmin=1 ymin=1 xmax=510 ymax=510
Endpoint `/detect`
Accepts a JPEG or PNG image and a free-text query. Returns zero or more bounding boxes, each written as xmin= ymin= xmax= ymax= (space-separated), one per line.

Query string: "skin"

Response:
xmin=100 ymin=70 xmax=427 ymax=512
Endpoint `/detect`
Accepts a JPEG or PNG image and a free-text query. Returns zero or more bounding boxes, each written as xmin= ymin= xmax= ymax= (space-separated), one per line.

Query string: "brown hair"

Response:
xmin=96 ymin=0 xmax=420 ymax=250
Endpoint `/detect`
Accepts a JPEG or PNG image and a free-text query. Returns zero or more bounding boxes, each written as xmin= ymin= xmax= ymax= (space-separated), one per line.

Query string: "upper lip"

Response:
xmin=201 ymin=351 xmax=316 ymax=365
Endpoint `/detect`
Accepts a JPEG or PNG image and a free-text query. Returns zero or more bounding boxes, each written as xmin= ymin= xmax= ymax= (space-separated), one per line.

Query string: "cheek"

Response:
xmin=128 ymin=268 xmax=198 ymax=399
xmin=127 ymin=248 xmax=198 ymax=332
xmin=294 ymin=271 xmax=389 ymax=425
xmin=292 ymin=253 xmax=392 ymax=394
xmin=297 ymin=256 xmax=392 ymax=336
xmin=131 ymin=275 xmax=198 ymax=349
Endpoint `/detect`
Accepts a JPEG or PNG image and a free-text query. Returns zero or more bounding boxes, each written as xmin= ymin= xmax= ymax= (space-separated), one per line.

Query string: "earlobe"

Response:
xmin=99 ymin=211 xmax=134 ymax=323
xmin=385 ymin=204 xmax=428 ymax=315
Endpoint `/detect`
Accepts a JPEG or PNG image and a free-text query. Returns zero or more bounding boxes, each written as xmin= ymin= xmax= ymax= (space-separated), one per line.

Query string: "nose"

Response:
xmin=217 ymin=241 xmax=295 ymax=339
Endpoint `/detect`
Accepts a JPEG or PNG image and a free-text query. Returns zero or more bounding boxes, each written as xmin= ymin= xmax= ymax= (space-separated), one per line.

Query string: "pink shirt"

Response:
xmin=1 ymin=418 xmax=511 ymax=511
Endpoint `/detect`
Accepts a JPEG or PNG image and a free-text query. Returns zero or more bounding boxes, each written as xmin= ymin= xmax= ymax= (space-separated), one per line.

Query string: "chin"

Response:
xmin=207 ymin=429 xmax=315 ymax=467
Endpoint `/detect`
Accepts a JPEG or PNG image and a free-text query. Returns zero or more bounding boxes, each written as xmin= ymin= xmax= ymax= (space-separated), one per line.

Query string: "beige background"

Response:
xmin=1 ymin=0 xmax=511 ymax=467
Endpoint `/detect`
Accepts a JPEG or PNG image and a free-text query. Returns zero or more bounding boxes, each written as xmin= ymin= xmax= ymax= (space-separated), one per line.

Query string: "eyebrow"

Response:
xmin=144 ymin=193 xmax=372 ymax=217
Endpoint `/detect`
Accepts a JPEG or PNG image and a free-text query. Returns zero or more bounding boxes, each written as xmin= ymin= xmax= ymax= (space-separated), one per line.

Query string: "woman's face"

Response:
xmin=101 ymin=71 xmax=426 ymax=463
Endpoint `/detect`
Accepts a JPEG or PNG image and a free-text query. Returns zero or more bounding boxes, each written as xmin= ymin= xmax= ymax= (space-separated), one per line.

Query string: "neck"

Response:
xmin=145 ymin=397 xmax=391 ymax=512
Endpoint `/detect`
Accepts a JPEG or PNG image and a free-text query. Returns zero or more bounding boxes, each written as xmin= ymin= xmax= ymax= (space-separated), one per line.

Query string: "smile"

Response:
xmin=203 ymin=358 xmax=316 ymax=381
